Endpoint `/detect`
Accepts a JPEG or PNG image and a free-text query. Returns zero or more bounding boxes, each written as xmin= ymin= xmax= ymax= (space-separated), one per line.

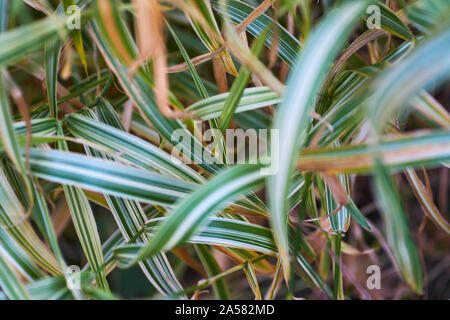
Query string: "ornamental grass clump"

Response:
xmin=0 ymin=0 xmax=449 ymax=300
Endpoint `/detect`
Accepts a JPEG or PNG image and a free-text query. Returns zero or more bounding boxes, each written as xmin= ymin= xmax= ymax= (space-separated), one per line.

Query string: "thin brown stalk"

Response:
xmin=167 ymin=0 xmax=273 ymax=74
xmin=212 ymin=56 xmax=229 ymax=93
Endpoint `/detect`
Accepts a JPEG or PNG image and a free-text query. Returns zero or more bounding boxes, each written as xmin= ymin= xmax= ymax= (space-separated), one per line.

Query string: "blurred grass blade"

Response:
xmin=411 ymin=91 xmax=450 ymax=129
xmin=28 ymin=148 xmax=196 ymax=205
xmin=331 ymin=233 xmax=343 ymax=300
xmin=195 ymin=244 xmax=231 ymax=300
xmin=405 ymin=168 xmax=450 ymax=234
xmin=268 ymin=0 xmax=373 ymax=277
xmin=0 ymin=15 xmax=66 ymax=66
xmin=0 ymin=250 xmax=30 ymax=299
xmin=243 ymin=261 xmax=261 ymax=300
xmin=406 ymin=0 xmax=450 ymax=34
xmin=0 ymin=73 xmax=28 ymax=179
xmin=298 ymin=130 xmax=450 ymax=173
xmin=370 ymin=25 xmax=450 ymax=132
xmin=373 ymin=160 xmax=423 ymax=293
xmin=187 ymin=86 xmax=281 ymax=120
xmin=62 ymin=0 xmax=87 ymax=71
xmin=345 ymin=200 xmax=371 ymax=231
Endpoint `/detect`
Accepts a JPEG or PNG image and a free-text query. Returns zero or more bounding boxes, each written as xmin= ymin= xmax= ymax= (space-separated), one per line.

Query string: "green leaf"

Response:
xmin=364 ymin=3 xmax=413 ymax=41
xmin=195 ymin=245 xmax=231 ymax=300
xmin=56 ymin=124 xmax=109 ymax=292
xmin=0 ymin=250 xmax=30 ymax=299
xmin=0 ymin=72 xmax=27 ymax=176
xmin=0 ymin=168 xmax=61 ymax=275
xmin=373 ymin=160 xmax=423 ymax=293
xmin=298 ymin=130 xmax=450 ymax=173
xmin=122 ymin=164 xmax=265 ymax=267
xmin=44 ymin=39 xmax=61 ymax=118
xmin=212 ymin=0 xmax=301 ymax=66
xmin=65 ymin=106 xmax=204 ymax=183
xmin=83 ymin=105 xmax=186 ymax=298
xmin=62 ymin=0 xmax=87 ymax=72
xmin=268 ymin=0 xmax=373 ymax=277
xmin=243 ymin=261 xmax=261 ymax=300
xmin=218 ymin=28 xmax=269 ymax=132
xmin=370 ymin=25 xmax=450 ymax=132
xmin=28 ymin=148 xmax=196 ymax=205
xmin=0 ymin=15 xmax=66 ymax=67
xmin=187 ymin=86 xmax=281 ymax=120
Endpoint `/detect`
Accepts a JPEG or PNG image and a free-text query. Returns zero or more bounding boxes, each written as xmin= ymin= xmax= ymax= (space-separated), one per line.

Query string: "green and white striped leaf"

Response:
xmin=187 ymin=86 xmax=281 ymax=120
xmin=28 ymin=148 xmax=196 ymax=205
xmin=268 ymin=0 xmax=373 ymax=277
xmin=212 ymin=0 xmax=301 ymax=66
xmin=119 ymin=164 xmax=266 ymax=267
xmin=0 ymin=250 xmax=30 ymax=300
xmin=56 ymin=125 xmax=109 ymax=291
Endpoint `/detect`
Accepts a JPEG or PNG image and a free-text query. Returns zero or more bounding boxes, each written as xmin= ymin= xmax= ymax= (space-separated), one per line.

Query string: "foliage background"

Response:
xmin=0 ymin=0 xmax=448 ymax=300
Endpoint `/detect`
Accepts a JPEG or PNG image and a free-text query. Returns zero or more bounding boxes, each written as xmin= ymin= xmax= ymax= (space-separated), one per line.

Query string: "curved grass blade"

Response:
xmin=405 ymin=168 xmax=450 ymax=234
xmin=187 ymin=86 xmax=281 ymax=120
xmin=83 ymin=105 xmax=187 ymax=298
xmin=65 ymin=110 xmax=204 ymax=183
xmin=0 ymin=250 xmax=30 ymax=299
xmin=370 ymin=25 xmax=450 ymax=132
xmin=195 ymin=244 xmax=231 ymax=300
xmin=28 ymin=148 xmax=196 ymax=205
xmin=122 ymin=164 xmax=265 ymax=267
xmin=0 ymin=15 xmax=66 ymax=66
xmin=218 ymin=27 xmax=269 ymax=132
xmin=44 ymin=39 xmax=61 ymax=118
xmin=298 ymin=130 xmax=450 ymax=173
xmin=268 ymin=0 xmax=373 ymax=277
xmin=0 ymin=227 xmax=44 ymax=281
xmin=364 ymin=3 xmax=413 ymax=41
xmin=212 ymin=0 xmax=301 ymax=66
xmin=243 ymin=261 xmax=261 ymax=300
xmin=373 ymin=160 xmax=423 ymax=293
xmin=113 ymin=215 xmax=331 ymax=296
xmin=0 ymin=169 xmax=61 ymax=275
